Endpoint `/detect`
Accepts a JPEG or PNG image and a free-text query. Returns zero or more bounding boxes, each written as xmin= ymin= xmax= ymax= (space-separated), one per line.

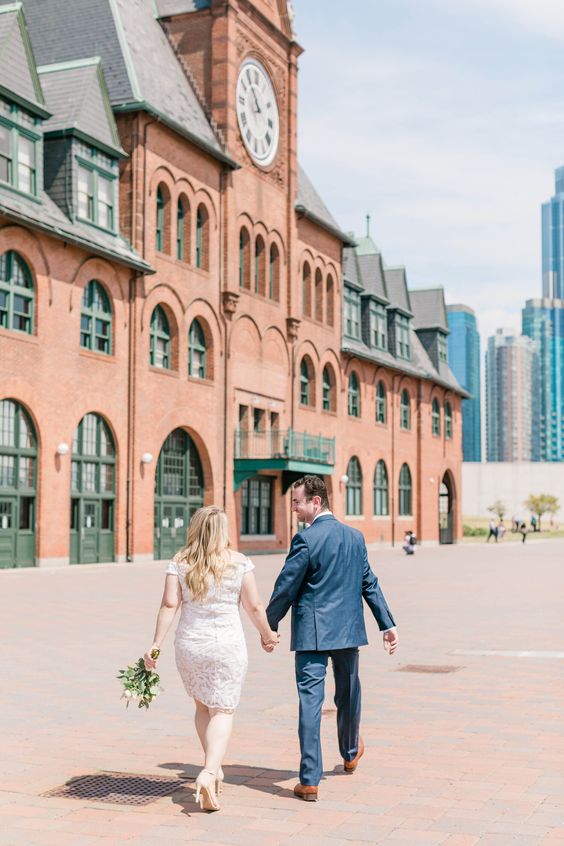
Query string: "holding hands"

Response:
xmin=261 ymin=631 xmax=280 ymax=653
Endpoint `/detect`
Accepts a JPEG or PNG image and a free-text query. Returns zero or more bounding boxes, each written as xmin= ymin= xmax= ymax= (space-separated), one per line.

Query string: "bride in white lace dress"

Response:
xmin=144 ymin=506 xmax=279 ymax=812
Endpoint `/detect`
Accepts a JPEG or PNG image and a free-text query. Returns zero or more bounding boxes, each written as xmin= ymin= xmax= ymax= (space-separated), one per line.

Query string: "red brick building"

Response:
xmin=0 ymin=0 xmax=464 ymax=567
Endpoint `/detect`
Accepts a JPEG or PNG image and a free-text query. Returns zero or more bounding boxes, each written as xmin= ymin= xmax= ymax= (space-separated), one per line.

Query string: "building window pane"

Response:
xmin=348 ymin=372 xmax=360 ymax=417
xmin=346 ymin=457 xmax=362 ymax=515
xmin=188 ymin=319 xmax=206 ymax=379
xmin=445 ymin=402 xmax=453 ymax=439
xmin=241 ymin=477 xmax=273 ymax=535
xmin=344 ymin=286 xmax=361 ymax=339
xmin=0 ymin=251 xmax=34 ymax=335
xmin=300 ymin=358 xmax=310 ymax=405
xmin=80 ymin=281 xmax=111 ymax=354
xmin=374 ymin=460 xmax=389 ymax=516
xmin=150 ymin=306 xmax=171 ymax=369
xmin=399 ymin=463 xmax=412 ymax=516
xmin=376 ymin=381 xmax=387 ymax=424
xmin=17 ymin=135 xmax=35 ymax=194
xmin=400 ymin=389 xmax=411 ymax=430
xmin=432 ymin=398 xmax=441 ymax=436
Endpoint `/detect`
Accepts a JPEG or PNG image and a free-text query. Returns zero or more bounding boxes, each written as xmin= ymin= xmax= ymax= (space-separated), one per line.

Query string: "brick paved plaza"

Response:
xmin=1 ymin=540 xmax=564 ymax=846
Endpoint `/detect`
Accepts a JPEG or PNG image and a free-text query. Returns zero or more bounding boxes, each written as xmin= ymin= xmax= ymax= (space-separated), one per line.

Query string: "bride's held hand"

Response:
xmin=143 ymin=646 xmax=160 ymax=670
xmin=261 ymin=631 xmax=280 ymax=653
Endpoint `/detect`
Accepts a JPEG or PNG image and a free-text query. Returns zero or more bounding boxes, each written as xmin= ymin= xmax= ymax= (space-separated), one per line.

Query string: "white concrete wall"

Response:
xmin=462 ymin=462 xmax=564 ymax=522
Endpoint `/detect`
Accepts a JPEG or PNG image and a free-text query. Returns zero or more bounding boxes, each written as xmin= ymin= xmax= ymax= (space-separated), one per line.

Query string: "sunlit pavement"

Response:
xmin=2 ymin=539 xmax=564 ymax=845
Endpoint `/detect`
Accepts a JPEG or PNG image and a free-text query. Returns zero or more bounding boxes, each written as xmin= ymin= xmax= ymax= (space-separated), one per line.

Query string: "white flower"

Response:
xmin=123 ymin=690 xmax=133 ymax=699
xmin=149 ymin=686 xmax=159 ymax=696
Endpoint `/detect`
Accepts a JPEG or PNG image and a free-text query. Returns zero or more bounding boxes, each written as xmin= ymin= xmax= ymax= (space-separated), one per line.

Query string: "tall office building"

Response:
xmin=522 ymin=299 xmax=564 ymax=460
xmin=542 ymin=167 xmax=564 ymax=299
xmin=446 ymin=304 xmax=481 ymax=461
xmin=486 ymin=329 xmax=535 ymax=461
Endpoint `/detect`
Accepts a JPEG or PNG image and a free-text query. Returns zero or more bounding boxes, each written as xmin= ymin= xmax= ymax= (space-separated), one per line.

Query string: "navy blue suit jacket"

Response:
xmin=266 ymin=514 xmax=396 ymax=651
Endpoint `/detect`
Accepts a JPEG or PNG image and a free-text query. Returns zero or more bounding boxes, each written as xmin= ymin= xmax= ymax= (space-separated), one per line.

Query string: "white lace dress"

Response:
xmin=166 ymin=555 xmax=254 ymax=712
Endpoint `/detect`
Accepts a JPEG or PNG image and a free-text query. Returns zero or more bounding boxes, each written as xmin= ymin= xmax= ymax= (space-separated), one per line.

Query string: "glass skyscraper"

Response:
xmin=446 ymin=305 xmax=481 ymax=461
xmin=542 ymin=167 xmax=564 ymax=299
xmin=522 ymin=299 xmax=564 ymax=461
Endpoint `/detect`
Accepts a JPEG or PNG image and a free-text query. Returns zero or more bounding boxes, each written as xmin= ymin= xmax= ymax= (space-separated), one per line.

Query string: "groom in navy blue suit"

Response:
xmin=266 ymin=475 xmax=398 ymax=800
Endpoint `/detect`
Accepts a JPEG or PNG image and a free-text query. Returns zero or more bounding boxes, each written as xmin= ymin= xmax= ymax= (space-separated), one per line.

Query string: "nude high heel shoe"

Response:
xmin=216 ymin=767 xmax=224 ymax=796
xmin=195 ymin=770 xmax=220 ymax=811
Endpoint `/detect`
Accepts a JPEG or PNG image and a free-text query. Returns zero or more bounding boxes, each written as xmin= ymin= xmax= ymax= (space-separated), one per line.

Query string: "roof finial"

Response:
xmin=366 ymin=213 xmax=370 ymax=237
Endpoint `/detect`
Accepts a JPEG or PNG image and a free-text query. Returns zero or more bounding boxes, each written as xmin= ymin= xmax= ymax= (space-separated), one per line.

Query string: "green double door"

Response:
xmin=70 ymin=497 xmax=114 ymax=564
xmin=0 ymin=495 xmax=35 ymax=568
xmin=154 ymin=429 xmax=204 ymax=560
xmin=0 ymin=400 xmax=37 ymax=568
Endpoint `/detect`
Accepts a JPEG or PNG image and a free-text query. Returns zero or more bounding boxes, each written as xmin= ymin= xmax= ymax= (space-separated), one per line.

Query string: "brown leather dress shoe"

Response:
xmin=344 ymin=736 xmax=365 ymax=773
xmin=293 ymin=783 xmax=319 ymax=801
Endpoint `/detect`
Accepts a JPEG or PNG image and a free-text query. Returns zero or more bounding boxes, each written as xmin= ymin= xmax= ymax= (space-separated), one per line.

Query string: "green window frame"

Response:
xmin=344 ymin=285 xmax=361 ymax=339
xmin=156 ymin=187 xmax=165 ymax=252
xmin=445 ymin=401 xmax=453 ymax=439
xmin=0 ymin=116 xmax=38 ymax=196
xmin=269 ymin=243 xmax=279 ymax=300
xmin=400 ymin=389 xmax=411 ymax=430
xmin=369 ymin=302 xmax=387 ymax=350
xmin=399 ymin=463 xmax=412 ymax=516
xmin=346 ymin=456 xmax=362 ymax=516
xmin=432 ymin=398 xmax=441 ymax=436
xmin=396 ymin=314 xmax=411 ymax=359
xmin=322 ymin=365 xmax=334 ymax=412
xmin=241 ymin=476 xmax=274 ymax=535
xmin=376 ymin=380 xmax=387 ymax=424
xmin=80 ymin=281 xmax=111 ymax=354
xmin=348 ymin=372 xmax=360 ymax=417
xmin=176 ymin=197 xmax=186 ymax=260
xmin=150 ymin=306 xmax=171 ymax=369
xmin=0 ymin=251 xmax=34 ymax=335
xmin=196 ymin=205 xmax=209 ymax=269
xmin=77 ymin=161 xmax=115 ymax=232
xmin=438 ymin=332 xmax=448 ymax=363
xmin=373 ymin=460 xmax=389 ymax=516
xmin=188 ymin=319 xmax=206 ymax=379
xmin=300 ymin=358 xmax=311 ymax=406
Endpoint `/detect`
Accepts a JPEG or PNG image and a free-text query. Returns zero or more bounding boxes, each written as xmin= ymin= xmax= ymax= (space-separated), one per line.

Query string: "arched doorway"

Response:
xmin=70 ymin=413 xmax=116 ymax=564
xmin=154 ymin=429 xmax=204 ymax=560
xmin=439 ymin=474 xmax=454 ymax=544
xmin=0 ymin=399 xmax=37 ymax=568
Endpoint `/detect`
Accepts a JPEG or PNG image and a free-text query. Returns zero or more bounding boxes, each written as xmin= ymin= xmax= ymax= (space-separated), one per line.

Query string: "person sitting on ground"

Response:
xmin=402 ymin=530 xmax=417 ymax=555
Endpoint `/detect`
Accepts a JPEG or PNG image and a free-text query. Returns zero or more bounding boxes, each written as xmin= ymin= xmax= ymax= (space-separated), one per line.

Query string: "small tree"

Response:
xmin=524 ymin=494 xmax=560 ymax=532
xmin=488 ymin=499 xmax=506 ymax=520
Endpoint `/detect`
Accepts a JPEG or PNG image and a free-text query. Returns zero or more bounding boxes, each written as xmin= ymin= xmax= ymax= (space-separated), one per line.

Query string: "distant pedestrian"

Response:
xmin=520 ymin=521 xmax=528 ymax=543
xmin=497 ymin=520 xmax=506 ymax=541
xmin=486 ymin=518 xmax=498 ymax=543
xmin=530 ymin=515 xmax=537 ymax=533
xmin=402 ymin=530 xmax=417 ymax=555
xmin=511 ymin=516 xmax=517 ymax=533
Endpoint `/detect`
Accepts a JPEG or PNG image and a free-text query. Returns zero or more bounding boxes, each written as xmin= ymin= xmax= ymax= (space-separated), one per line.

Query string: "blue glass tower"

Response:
xmin=446 ymin=304 xmax=482 ymax=461
xmin=542 ymin=167 xmax=564 ymax=299
xmin=522 ymin=299 xmax=564 ymax=461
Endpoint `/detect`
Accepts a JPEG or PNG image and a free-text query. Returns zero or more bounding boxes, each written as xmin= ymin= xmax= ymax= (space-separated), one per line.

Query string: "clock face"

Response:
xmin=236 ymin=58 xmax=280 ymax=167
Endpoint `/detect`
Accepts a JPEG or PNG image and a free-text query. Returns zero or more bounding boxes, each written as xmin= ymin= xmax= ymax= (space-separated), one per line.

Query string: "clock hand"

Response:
xmin=252 ymin=88 xmax=261 ymax=114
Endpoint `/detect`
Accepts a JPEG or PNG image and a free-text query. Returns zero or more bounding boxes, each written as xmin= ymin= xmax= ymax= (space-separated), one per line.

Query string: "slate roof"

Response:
xmin=296 ymin=165 xmax=354 ymax=245
xmin=38 ymin=58 xmax=125 ymax=157
xmin=343 ymin=239 xmax=388 ymax=302
xmin=0 ymin=2 xmax=48 ymax=115
xmin=383 ymin=266 xmax=412 ymax=316
xmin=155 ymin=0 xmax=211 ymax=16
xmin=21 ymin=0 xmax=233 ymax=165
xmin=410 ymin=288 xmax=449 ymax=332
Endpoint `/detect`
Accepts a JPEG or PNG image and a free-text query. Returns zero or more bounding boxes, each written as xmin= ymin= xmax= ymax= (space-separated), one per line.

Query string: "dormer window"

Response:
xmin=369 ymin=301 xmax=387 ymax=350
xmin=76 ymin=148 xmax=116 ymax=232
xmin=344 ymin=285 xmax=361 ymax=339
xmin=438 ymin=333 xmax=448 ymax=363
xmin=0 ymin=104 xmax=38 ymax=197
xmin=396 ymin=313 xmax=411 ymax=360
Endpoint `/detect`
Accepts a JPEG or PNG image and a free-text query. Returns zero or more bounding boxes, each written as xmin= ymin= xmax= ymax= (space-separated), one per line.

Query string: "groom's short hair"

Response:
xmin=293 ymin=475 xmax=330 ymax=510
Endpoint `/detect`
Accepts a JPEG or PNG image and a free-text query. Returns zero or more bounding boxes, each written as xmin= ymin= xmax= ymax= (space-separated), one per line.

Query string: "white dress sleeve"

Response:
xmin=242 ymin=556 xmax=255 ymax=574
xmin=166 ymin=560 xmax=179 ymax=576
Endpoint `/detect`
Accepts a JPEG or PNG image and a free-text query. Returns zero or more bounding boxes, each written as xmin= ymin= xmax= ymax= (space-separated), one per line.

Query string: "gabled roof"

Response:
xmin=38 ymin=58 xmax=125 ymax=157
xmin=343 ymin=238 xmax=388 ymax=302
xmin=410 ymin=287 xmax=449 ymax=333
xmin=296 ymin=165 xmax=355 ymax=245
xmin=0 ymin=2 xmax=48 ymax=116
xmin=22 ymin=0 xmax=234 ymax=166
xmin=383 ymin=266 xmax=412 ymax=316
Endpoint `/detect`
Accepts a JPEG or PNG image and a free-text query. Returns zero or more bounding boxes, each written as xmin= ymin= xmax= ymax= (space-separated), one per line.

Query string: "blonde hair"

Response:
xmin=175 ymin=506 xmax=231 ymax=601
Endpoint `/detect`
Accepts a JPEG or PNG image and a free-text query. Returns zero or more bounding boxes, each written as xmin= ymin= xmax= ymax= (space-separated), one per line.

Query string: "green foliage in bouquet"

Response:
xmin=117 ymin=649 xmax=162 ymax=709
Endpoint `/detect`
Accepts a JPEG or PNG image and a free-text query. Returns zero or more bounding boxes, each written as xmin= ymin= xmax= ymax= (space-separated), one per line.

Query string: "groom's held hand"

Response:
xmin=261 ymin=632 xmax=280 ymax=653
xmin=383 ymin=627 xmax=398 ymax=655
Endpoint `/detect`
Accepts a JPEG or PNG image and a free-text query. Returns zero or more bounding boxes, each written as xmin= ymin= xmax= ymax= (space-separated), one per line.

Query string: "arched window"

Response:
xmin=348 ymin=372 xmax=360 ymax=417
xmin=315 ymin=268 xmax=323 ymax=322
xmin=0 ymin=399 xmax=37 ymax=567
xmin=154 ymin=429 xmax=204 ymax=560
xmin=375 ymin=380 xmax=387 ymax=424
xmin=432 ymin=398 xmax=441 ymax=436
xmin=399 ymin=463 xmax=412 ymax=516
xmin=188 ymin=319 xmax=206 ymax=379
xmin=269 ymin=243 xmax=280 ymax=301
xmin=322 ymin=364 xmax=336 ymax=413
xmin=445 ymin=401 xmax=453 ymax=439
xmin=80 ymin=281 xmax=111 ymax=354
xmin=177 ymin=195 xmax=190 ymax=261
xmin=196 ymin=204 xmax=209 ymax=270
xmin=302 ymin=262 xmax=311 ymax=317
xmin=299 ymin=356 xmax=314 ymax=406
xmin=239 ymin=227 xmax=250 ymax=289
xmin=346 ymin=456 xmax=362 ymax=515
xmin=70 ymin=413 xmax=115 ymax=564
xmin=373 ymin=460 xmax=389 ymax=516
xmin=150 ymin=306 xmax=171 ymax=369
xmin=326 ymin=273 xmax=334 ymax=326
xmin=0 ymin=251 xmax=34 ymax=335
xmin=155 ymin=184 xmax=170 ymax=253
xmin=400 ymin=388 xmax=411 ymax=430
xmin=255 ymin=235 xmax=266 ymax=295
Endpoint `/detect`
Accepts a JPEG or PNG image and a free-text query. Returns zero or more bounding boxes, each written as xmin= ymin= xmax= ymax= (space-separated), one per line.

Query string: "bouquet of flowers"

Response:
xmin=117 ymin=648 xmax=162 ymax=709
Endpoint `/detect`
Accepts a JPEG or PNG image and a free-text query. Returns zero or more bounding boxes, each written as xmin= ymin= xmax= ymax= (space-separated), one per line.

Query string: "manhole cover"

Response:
xmin=42 ymin=772 xmax=186 ymax=806
xmin=396 ymin=664 xmax=463 ymax=674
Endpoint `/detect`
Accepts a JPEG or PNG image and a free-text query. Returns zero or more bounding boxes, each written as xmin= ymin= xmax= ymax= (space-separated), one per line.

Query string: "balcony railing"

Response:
xmin=234 ymin=427 xmax=335 ymax=465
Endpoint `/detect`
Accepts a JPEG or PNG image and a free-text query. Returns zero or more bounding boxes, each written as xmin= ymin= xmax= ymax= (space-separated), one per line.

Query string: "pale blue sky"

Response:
xmin=294 ymin=0 xmax=564 ymax=342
